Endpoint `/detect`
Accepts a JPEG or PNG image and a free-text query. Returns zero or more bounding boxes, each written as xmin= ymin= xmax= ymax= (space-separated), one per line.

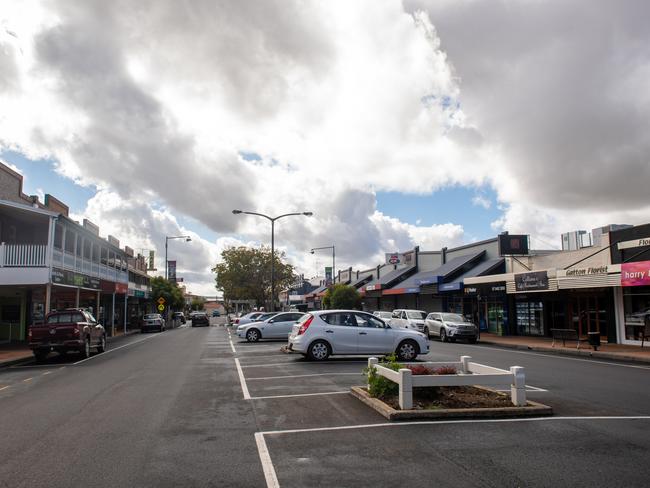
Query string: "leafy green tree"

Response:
xmin=190 ymin=297 xmax=206 ymax=311
xmin=212 ymin=246 xmax=295 ymax=309
xmin=150 ymin=277 xmax=185 ymax=310
xmin=322 ymin=284 xmax=361 ymax=310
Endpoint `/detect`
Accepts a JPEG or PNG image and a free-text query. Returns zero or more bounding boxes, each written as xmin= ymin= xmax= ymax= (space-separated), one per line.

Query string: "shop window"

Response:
xmin=53 ymin=223 xmax=63 ymax=249
xmin=516 ymin=300 xmax=545 ymax=336
xmin=75 ymin=235 xmax=82 ymax=257
xmin=64 ymin=230 xmax=75 ymax=253
xmin=83 ymin=239 xmax=91 ymax=259
xmin=101 ymin=247 xmax=108 ymax=266
xmin=623 ymin=288 xmax=650 ymax=341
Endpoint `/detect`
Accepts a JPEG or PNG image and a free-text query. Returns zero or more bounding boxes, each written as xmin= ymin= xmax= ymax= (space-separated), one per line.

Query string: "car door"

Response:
xmin=430 ymin=313 xmax=443 ymax=336
xmin=390 ymin=310 xmax=403 ymax=329
xmin=321 ymin=312 xmax=358 ymax=353
xmin=265 ymin=313 xmax=301 ymax=339
xmin=355 ymin=313 xmax=394 ymax=353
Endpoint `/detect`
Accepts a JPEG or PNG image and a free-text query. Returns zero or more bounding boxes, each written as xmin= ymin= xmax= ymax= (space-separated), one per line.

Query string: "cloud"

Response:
xmin=471 ymin=194 xmax=491 ymax=209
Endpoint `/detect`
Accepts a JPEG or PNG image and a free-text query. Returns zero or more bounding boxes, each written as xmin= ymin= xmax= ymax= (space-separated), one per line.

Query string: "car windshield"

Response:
xmin=407 ymin=311 xmax=426 ymax=319
xmin=441 ymin=313 xmax=466 ymax=322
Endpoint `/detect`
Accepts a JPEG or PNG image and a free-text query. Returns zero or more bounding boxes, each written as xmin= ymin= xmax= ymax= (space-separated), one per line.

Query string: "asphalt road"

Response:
xmin=1 ymin=322 xmax=649 ymax=487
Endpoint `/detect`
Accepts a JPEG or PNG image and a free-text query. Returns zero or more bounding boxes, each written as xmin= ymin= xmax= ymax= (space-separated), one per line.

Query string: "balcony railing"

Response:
xmin=0 ymin=244 xmax=47 ymax=267
xmin=52 ymin=249 xmax=128 ymax=283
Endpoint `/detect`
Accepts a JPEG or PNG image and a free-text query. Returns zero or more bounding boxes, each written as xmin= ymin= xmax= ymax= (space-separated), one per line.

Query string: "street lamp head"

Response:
xmin=185 ymin=237 xmax=192 ymax=242
xmin=310 ymin=249 xmax=315 ymax=254
xmin=232 ymin=209 xmax=242 ymax=214
xmin=303 ymin=212 xmax=313 ymax=217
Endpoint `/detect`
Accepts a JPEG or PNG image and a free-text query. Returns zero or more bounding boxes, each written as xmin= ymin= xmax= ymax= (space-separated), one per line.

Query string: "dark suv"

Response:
xmin=191 ymin=313 xmax=209 ymax=327
xmin=29 ymin=309 xmax=106 ymax=361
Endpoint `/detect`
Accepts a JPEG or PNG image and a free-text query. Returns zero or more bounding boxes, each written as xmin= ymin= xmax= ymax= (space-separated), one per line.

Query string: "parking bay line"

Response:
xmin=250 ymin=391 xmax=352 ymax=400
xmin=234 ymin=357 xmax=251 ymax=400
xmin=247 ymin=372 xmax=363 ymax=381
xmin=255 ymin=432 xmax=280 ymax=488
xmin=241 ymin=361 xmax=368 ymax=369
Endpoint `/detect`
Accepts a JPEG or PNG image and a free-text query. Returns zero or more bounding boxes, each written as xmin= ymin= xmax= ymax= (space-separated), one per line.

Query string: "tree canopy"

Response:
xmin=150 ymin=277 xmax=185 ymax=310
xmin=322 ymin=284 xmax=361 ymax=310
xmin=212 ymin=246 xmax=295 ymax=309
xmin=190 ymin=297 xmax=206 ymax=311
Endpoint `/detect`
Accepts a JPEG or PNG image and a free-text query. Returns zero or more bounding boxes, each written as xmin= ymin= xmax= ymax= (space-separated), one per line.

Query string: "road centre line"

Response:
xmin=234 ymin=358 xmax=251 ymax=400
xmin=251 ymin=391 xmax=351 ymax=400
xmin=466 ymin=344 xmax=650 ymax=371
xmin=73 ymin=333 xmax=160 ymax=365
xmin=254 ymin=432 xmax=280 ymax=488
xmin=247 ymin=373 xmax=363 ymax=381
xmin=260 ymin=415 xmax=650 ymax=436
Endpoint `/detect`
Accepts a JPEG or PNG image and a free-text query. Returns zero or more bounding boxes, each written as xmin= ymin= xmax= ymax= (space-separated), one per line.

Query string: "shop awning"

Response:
xmin=362 ymin=266 xmax=415 ymax=293
xmin=418 ymin=250 xmax=486 ymax=286
xmin=382 ymin=269 xmax=431 ymax=295
xmin=306 ymin=284 xmax=328 ymax=299
xmin=350 ymin=273 xmax=374 ymax=289
xmin=438 ymin=258 xmax=505 ymax=292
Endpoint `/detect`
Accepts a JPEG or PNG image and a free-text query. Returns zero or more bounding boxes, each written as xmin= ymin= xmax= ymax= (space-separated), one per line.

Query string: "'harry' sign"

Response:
xmin=621 ymin=260 xmax=650 ymax=287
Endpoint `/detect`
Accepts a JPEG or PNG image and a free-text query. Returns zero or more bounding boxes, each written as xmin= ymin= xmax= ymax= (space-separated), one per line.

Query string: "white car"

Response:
xmin=237 ymin=312 xmax=305 ymax=342
xmin=373 ymin=311 xmax=393 ymax=320
xmin=235 ymin=312 xmax=274 ymax=326
xmin=424 ymin=312 xmax=478 ymax=343
xmin=287 ymin=310 xmax=429 ymax=361
xmin=389 ymin=309 xmax=428 ymax=333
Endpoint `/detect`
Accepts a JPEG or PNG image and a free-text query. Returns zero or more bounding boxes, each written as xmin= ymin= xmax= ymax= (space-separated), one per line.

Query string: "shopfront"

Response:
xmin=620 ymin=260 xmax=650 ymax=343
xmin=464 ymin=283 xmax=508 ymax=335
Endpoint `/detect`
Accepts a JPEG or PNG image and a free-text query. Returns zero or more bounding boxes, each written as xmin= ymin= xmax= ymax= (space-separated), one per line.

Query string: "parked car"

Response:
xmin=172 ymin=312 xmax=186 ymax=324
xmin=389 ymin=309 xmax=428 ymax=333
xmin=141 ymin=313 xmax=166 ymax=333
xmin=424 ymin=312 xmax=478 ymax=343
xmin=237 ymin=312 xmax=305 ymax=342
xmin=212 ymin=310 xmax=221 ymax=317
xmin=29 ymin=309 xmax=106 ymax=361
xmin=287 ymin=310 xmax=429 ymax=361
xmin=234 ymin=312 xmax=263 ymax=325
xmin=373 ymin=311 xmax=393 ymax=320
xmin=191 ymin=312 xmax=210 ymax=327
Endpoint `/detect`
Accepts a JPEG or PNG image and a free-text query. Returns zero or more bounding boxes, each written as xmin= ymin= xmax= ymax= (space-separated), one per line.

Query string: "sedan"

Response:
xmin=237 ymin=312 xmax=305 ymax=342
xmin=287 ymin=310 xmax=429 ymax=361
xmin=141 ymin=313 xmax=165 ymax=333
xmin=191 ymin=313 xmax=210 ymax=327
xmin=424 ymin=312 xmax=478 ymax=343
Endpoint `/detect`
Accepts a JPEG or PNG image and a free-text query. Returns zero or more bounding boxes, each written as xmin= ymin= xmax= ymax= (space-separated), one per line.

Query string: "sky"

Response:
xmin=1 ymin=0 xmax=650 ymax=296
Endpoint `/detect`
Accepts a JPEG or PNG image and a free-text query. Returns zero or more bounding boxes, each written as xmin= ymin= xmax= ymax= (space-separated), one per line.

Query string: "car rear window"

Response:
xmin=46 ymin=312 xmax=84 ymax=324
xmin=321 ymin=313 xmax=356 ymax=327
xmin=144 ymin=314 xmax=159 ymax=320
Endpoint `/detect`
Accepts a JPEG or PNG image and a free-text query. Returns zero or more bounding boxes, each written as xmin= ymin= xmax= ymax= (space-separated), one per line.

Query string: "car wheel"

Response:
xmin=246 ymin=329 xmax=261 ymax=342
xmin=79 ymin=338 xmax=91 ymax=359
xmin=440 ymin=328 xmax=448 ymax=343
xmin=308 ymin=340 xmax=330 ymax=361
xmin=396 ymin=340 xmax=418 ymax=361
xmin=97 ymin=334 xmax=106 ymax=353
xmin=423 ymin=326 xmax=430 ymax=338
xmin=33 ymin=350 xmax=48 ymax=362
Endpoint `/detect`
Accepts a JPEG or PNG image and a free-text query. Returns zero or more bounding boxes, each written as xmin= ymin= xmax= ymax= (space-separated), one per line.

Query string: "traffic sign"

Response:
xmin=157 ymin=304 xmax=165 ymax=311
xmin=157 ymin=297 xmax=165 ymax=305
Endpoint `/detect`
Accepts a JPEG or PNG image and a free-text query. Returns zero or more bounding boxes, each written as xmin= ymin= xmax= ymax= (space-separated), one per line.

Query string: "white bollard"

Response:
xmin=510 ymin=366 xmax=526 ymax=406
xmin=460 ymin=356 xmax=471 ymax=374
xmin=398 ymin=368 xmax=413 ymax=410
xmin=367 ymin=357 xmax=379 ymax=390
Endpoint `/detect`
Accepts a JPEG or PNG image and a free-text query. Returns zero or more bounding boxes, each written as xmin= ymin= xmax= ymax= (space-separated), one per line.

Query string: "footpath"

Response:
xmin=478 ymin=332 xmax=650 ymax=364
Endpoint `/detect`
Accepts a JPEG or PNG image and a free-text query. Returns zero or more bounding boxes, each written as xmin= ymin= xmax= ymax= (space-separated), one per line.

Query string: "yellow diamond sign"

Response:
xmin=157 ymin=304 xmax=165 ymax=311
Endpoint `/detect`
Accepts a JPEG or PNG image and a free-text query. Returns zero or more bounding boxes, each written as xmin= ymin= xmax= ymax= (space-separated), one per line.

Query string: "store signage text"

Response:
xmin=365 ymin=284 xmax=380 ymax=291
xmin=565 ymin=266 xmax=609 ymax=276
xmin=621 ymin=261 xmax=650 ymax=287
xmin=514 ymin=271 xmax=549 ymax=291
xmin=52 ymin=268 xmax=100 ymax=290
xmin=617 ymin=238 xmax=650 ymax=251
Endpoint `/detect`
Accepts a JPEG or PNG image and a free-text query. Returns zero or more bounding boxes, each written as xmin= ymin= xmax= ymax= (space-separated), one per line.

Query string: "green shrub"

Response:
xmin=363 ymin=354 xmax=401 ymax=399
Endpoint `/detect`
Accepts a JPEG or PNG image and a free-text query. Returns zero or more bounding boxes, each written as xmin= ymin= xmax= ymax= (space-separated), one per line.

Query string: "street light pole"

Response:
xmin=232 ymin=210 xmax=313 ymax=311
xmin=310 ymin=245 xmax=335 ymax=284
xmin=165 ymin=235 xmax=192 ymax=280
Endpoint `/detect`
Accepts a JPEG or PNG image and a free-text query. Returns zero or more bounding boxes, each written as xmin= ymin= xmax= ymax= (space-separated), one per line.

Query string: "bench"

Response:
xmin=550 ymin=328 xmax=589 ymax=349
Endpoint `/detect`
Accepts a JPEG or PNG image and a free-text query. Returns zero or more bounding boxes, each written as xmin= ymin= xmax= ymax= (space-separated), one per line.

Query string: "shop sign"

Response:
xmin=365 ymin=284 xmax=381 ymax=291
xmin=514 ymin=271 xmax=548 ymax=291
xmin=439 ymin=282 xmax=462 ymax=292
xmin=464 ymin=286 xmax=478 ymax=295
xmin=464 ymin=283 xmax=506 ymax=296
xmin=564 ymin=265 xmax=609 ymax=277
xmin=621 ymin=260 xmax=650 ymax=287
xmin=115 ymin=283 xmax=128 ymax=294
xmin=134 ymin=290 xmax=146 ymax=298
xmin=52 ymin=267 xmax=100 ymax=290
xmin=498 ymin=234 xmax=529 ymax=256
xmin=385 ymin=253 xmax=404 ymax=265
xmin=617 ymin=237 xmax=650 ymax=251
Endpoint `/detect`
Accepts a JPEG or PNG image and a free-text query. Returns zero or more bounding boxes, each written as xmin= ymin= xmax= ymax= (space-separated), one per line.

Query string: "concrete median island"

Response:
xmin=352 ymin=356 xmax=553 ymax=421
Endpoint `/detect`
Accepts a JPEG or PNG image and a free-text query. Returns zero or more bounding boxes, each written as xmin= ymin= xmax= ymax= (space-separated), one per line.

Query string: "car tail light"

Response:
xmin=234 ymin=318 xmax=239 ymax=324
xmin=297 ymin=315 xmax=314 ymax=335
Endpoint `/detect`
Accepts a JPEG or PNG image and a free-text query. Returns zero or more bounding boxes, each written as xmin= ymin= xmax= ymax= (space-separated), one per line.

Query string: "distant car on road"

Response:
xmin=191 ymin=312 xmax=210 ymax=327
xmin=424 ymin=312 xmax=478 ymax=343
xmin=212 ymin=310 xmax=221 ymax=317
xmin=141 ymin=313 xmax=166 ymax=333
xmin=237 ymin=312 xmax=305 ymax=342
xmin=287 ymin=310 xmax=428 ymax=361
xmin=29 ymin=309 xmax=106 ymax=361
xmin=372 ymin=311 xmax=393 ymax=320
xmin=172 ymin=312 xmax=186 ymax=324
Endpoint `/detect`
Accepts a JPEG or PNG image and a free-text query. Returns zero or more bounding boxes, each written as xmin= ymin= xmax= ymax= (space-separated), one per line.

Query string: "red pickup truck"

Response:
xmin=29 ymin=309 xmax=107 ymax=362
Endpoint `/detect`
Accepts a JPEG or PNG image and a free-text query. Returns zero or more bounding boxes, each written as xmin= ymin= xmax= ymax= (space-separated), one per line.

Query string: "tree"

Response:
xmin=212 ymin=246 xmax=295 ymax=309
xmin=190 ymin=297 xmax=205 ymax=311
xmin=150 ymin=277 xmax=185 ymax=311
xmin=322 ymin=284 xmax=361 ymax=310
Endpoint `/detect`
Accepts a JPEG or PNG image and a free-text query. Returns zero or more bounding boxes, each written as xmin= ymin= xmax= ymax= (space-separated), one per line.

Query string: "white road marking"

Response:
xmin=241 ymin=361 xmax=367 ymax=369
xmin=260 ymin=415 xmax=650 ymax=436
xmin=464 ymin=344 xmax=650 ymax=370
xmin=234 ymin=358 xmax=251 ymax=400
xmin=250 ymin=391 xmax=351 ymax=400
xmin=229 ymin=337 xmax=237 ymax=354
xmin=247 ymin=373 xmax=363 ymax=381
xmin=22 ymin=377 xmax=33 ymax=383
xmin=0 ymin=385 xmax=10 ymax=391
xmin=255 ymin=432 xmax=280 ymax=488
xmin=42 ymin=371 xmax=52 ymax=376
xmin=73 ymin=333 xmax=160 ymax=365
xmin=495 ymin=384 xmax=548 ymax=393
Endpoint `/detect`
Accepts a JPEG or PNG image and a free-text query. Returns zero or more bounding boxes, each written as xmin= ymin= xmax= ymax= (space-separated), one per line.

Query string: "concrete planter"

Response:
xmin=351 ymin=386 xmax=553 ymax=421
